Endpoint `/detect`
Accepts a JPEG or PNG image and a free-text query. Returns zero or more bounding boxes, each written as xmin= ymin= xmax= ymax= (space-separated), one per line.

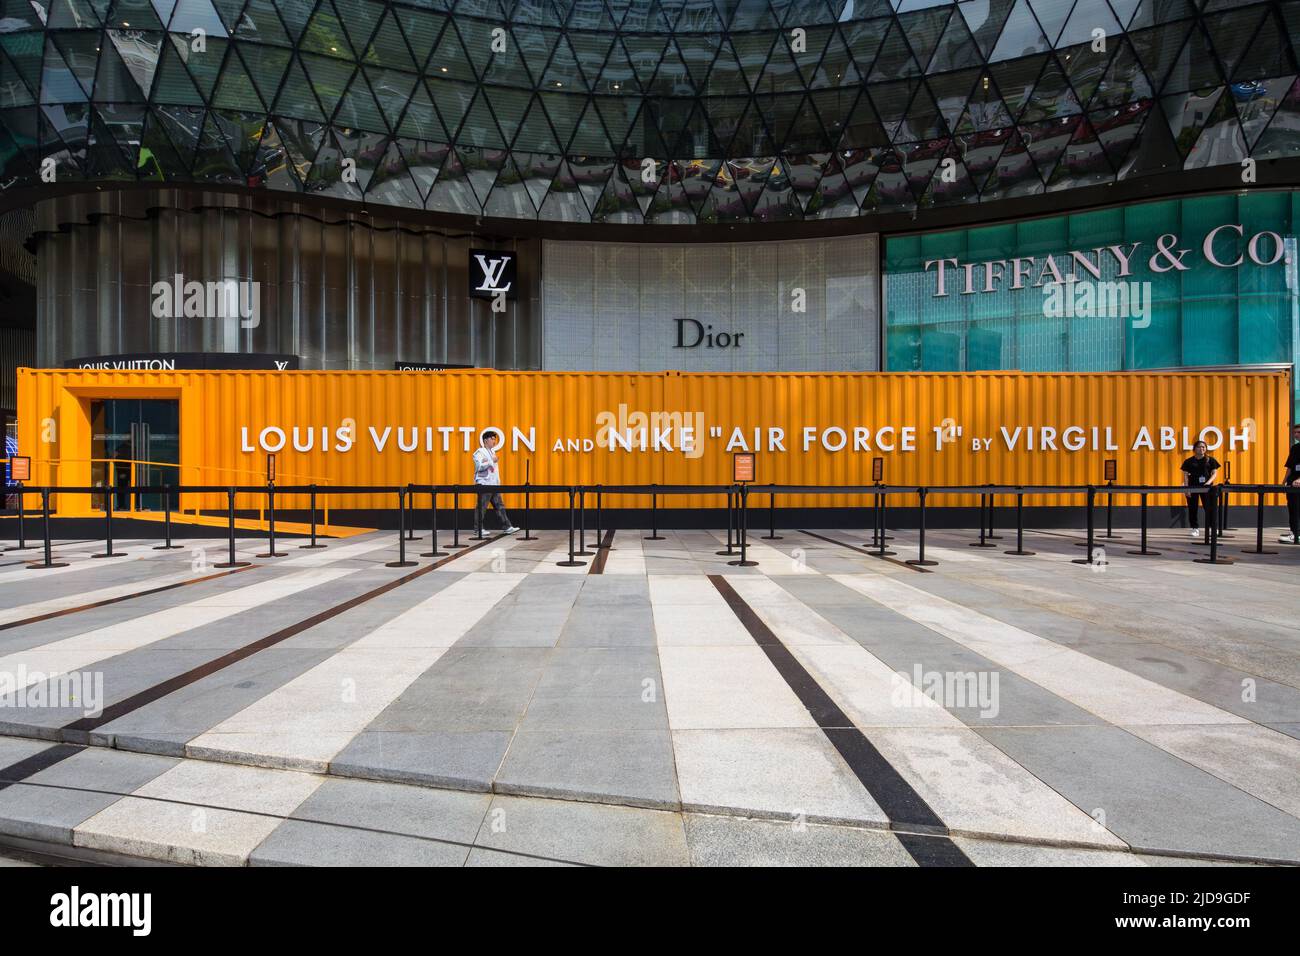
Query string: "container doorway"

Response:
xmin=90 ymin=399 xmax=180 ymax=511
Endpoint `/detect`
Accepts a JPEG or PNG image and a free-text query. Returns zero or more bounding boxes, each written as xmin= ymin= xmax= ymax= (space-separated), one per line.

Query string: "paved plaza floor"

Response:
xmin=0 ymin=523 xmax=1296 ymax=866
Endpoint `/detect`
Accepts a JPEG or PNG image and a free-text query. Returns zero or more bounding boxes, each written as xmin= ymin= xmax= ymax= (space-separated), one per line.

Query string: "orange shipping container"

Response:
xmin=15 ymin=367 xmax=1293 ymax=515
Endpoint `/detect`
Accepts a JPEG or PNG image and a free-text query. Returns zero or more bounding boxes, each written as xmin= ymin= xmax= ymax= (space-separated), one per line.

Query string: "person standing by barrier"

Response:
xmin=1280 ymin=423 xmax=1300 ymax=544
xmin=473 ymin=430 xmax=519 ymax=536
xmin=1181 ymin=439 xmax=1220 ymax=538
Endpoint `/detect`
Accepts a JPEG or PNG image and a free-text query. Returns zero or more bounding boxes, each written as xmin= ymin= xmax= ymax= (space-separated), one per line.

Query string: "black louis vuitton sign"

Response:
xmin=468 ymin=249 xmax=517 ymax=300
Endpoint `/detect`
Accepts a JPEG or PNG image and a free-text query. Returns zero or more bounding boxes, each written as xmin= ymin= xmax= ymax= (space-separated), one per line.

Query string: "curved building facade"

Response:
xmin=1 ymin=1 xmax=1297 ymax=223
xmin=0 ymin=1 xmax=1297 ymax=418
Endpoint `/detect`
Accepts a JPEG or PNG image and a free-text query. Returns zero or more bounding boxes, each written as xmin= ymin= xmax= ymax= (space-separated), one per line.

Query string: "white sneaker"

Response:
xmin=1190 ymin=528 xmax=1202 ymax=538
xmin=503 ymin=526 xmax=520 ymax=535
xmin=1280 ymin=533 xmax=1298 ymax=544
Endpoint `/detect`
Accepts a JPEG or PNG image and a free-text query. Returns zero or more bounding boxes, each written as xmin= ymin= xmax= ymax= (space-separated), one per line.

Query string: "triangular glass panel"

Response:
xmin=364 ymin=134 xmax=418 ymax=208
xmin=299 ymin=1 xmax=355 ymax=61
xmin=211 ymin=46 xmax=264 ymax=113
xmin=107 ymin=30 xmax=162 ymax=99
xmin=539 ymin=89 xmax=583 ymax=152
xmin=567 ymin=97 xmax=614 ymax=155
xmin=332 ymin=0 xmax=384 ymax=60
xmin=1161 ymin=86 xmax=1223 ymax=160
xmin=1027 ymin=0 xmax=1074 ymax=48
xmin=1127 ymin=20 xmax=1194 ymax=92
xmin=989 ymin=0 xmax=1051 ymax=62
xmin=364 ymin=10 xmax=417 ymax=73
xmin=299 ymin=53 xmax=355 ymax=122
xmin=237 ymin=1 xmax=292 ymax=46
xmin=898 ymin=4 xmax=953 ymax=73
xmin=644 ymin=37 xmax=694 ymax=96
xmin=869 ymin=17 xmax=923 ymax=80
xmin=1235 ymin=74 xmax=1295 ymax=149
xmin=168 ymin=0 xmax=228 ymax=38
xmin=334 ymin=71 xmax=388 ymax=133
xmin=1046 ymin=115 xmax=1112 ymax=189
xmin=987 ymin=53 xmax=1048 ymax=121
xmin=456 ymin=87 xmax=507 ymax=148
xmin=1183 ymin=87 xmax=1246 ymax=168
xmin=391 ymin=5 xmax=446 ymax=73
xmin=92 ymin=32 xmax=146 ymax=102
xmin=929 ymin=8 xmax=984 ymax=72
xmin=839 ymin=15 xmax=889 ymax=77
xmin=731 ymin=30 xmax=777 ymax=91
xmin=504 ymin=90 xmax=551 ymax=151
xmin=169 ymin=33 xmax=227 ymax=100
xmin=273 ymin=54 xmax=327 ymax=124
xmin=509 ymin=23 xmax=560 ymax=87
xmin=426 ymin=76 xmax=476 ymax=140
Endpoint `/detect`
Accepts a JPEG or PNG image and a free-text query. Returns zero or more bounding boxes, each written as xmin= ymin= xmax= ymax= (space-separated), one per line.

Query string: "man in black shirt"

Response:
xmin=1281 ymin=423 xmax=1300 ymax=544
xmin=1180 ymin=440 xmax=1220 ymax=538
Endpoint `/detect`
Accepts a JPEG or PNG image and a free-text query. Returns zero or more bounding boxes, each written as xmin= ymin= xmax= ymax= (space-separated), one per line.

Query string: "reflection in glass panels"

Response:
xmin=1 ymin=1 xmax=1298 ymax=224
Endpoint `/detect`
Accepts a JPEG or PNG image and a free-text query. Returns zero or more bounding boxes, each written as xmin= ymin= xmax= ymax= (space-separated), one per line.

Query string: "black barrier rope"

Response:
xmin=14 ymin=480 xmax=1299 ymax=577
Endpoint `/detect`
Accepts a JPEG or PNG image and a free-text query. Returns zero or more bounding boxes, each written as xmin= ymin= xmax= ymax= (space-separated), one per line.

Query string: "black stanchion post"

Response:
xmin=987 ymin=489 xmax=1002 ymax=540
xmin=28 ymin=489 xmax=67 ymax=569
xmin=729 ymin=485 xmax=757 ymax=567
xmin=1073 ymin=487 xmax=1100 ymax=565
xmin=521 ymin=462 xmax=536 ymax=541
xmin=576 ymin=489 xmax=594 ymax=557
xmin=154 ymin=484 xmax=182 ymax=550
xmin=422 ymin=490 xmax=448 ymax=558
xmin=971 ymin=492 xmax=995 ymax=547
xmin=557 ymin=488 xmax=585 ymax=567
xmin=258 ymin=482 xmax=287 ymax=558
xmin=14 ymin=485 xmax=30 ymax=550
xmin=645 ymin=485 xmax=664 ymax=541
xmin=1128 ymin=492 xmax=1161 ymax=556
xmin=908 ymin=488 xmax=938 ymax=567
xmin=92 ymin=479 xmax=124 ymax=558
xmin=386 ymin=488 xmax=418 ymax=567
xmin=447 ymin=487 xmax=466 ymax=550
xmin=596 ymin=488 xmax=608 ymax=547
xmin=717 ymin=489 xmax=736 ymax=556
xmin=1196 ymin=487 xmax=1234 ymax=565
xmin=1006 ymin=490 xmax=1036 ymax=556
xmin=216 ymin=488 xmax=250 ymax=568
xmin=404 ymin=483 xmax=422 ymax=541
xmin=875 ymin=489 xmax=895 ymax=557
xmin=300 ymin=484 xmax=326 ymax=549
xmin=1101 ymin=482 xmax=1122 ymax=540
xmin=1241 ymin=490 xmax=1275 ymax=555
xmin=762 ymin=489 xmax=781 ymax=540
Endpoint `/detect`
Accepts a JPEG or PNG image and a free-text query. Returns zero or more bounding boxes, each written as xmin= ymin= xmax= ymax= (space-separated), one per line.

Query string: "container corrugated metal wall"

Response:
xmin=17 ymin=368 xmax=1292 ymax=514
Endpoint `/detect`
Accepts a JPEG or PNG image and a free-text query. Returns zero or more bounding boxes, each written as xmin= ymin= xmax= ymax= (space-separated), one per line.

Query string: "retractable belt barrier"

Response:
xmin=2 ymin=481 xmax=1296 ymax=571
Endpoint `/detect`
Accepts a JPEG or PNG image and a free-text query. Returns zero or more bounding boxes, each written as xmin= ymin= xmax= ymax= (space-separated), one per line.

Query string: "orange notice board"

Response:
xmin=15 ymin=367 xmax=1293 ymax=514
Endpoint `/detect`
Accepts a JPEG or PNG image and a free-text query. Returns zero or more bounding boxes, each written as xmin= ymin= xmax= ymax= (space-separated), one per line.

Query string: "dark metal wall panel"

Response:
xmin=32 ymin=192 xmax=538 ymax=370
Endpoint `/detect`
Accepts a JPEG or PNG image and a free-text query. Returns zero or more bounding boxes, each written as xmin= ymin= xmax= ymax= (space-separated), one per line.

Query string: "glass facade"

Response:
xmin=1 ymin=1 xmax=1299 ymax=225
xmin=884 ymin=189 xmax=1300 ymax=417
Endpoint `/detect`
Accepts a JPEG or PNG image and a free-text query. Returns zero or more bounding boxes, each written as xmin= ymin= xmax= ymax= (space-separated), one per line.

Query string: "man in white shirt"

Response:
xmin=472 ymin=430 xmax=518 ymax=536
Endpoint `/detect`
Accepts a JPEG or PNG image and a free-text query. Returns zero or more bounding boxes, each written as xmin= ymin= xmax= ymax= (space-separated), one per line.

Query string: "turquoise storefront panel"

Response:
xmin=884 ymin=191 xmax=1300 ymax=420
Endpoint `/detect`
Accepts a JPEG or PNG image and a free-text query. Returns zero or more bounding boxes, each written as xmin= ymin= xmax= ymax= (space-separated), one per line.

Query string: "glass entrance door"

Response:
xmin=90 ymin=399 xmax=180 ymax=511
